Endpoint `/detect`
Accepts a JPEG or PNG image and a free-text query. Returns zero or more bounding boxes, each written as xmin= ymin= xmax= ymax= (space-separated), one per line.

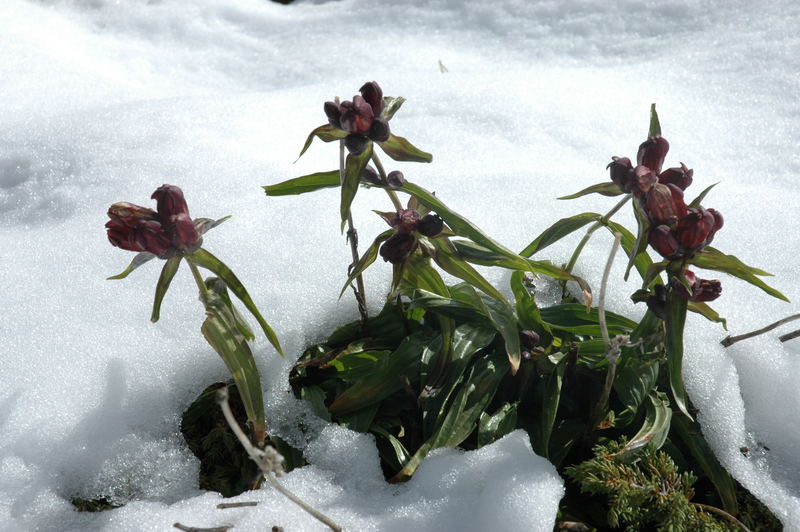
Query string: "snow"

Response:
xmin=1 ymin=0 xmax=799 ymax=529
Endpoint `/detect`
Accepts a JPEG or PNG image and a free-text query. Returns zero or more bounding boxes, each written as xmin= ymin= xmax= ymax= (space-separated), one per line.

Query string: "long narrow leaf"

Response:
xmin=263 ymin=170 xmax=340 ymax=197
xmin=429 ymin=237 xmax=509 ymax=304
xmin=378 ymin=134 xmax=432 ymax=163
xmin=107 ymin=251 xmax=156 ymax=280
xmin=665 ymin=289 xmax=691 ymax=419
xmin=341 ymin=144 xmax=373 ymax=229
xmin=558 ymin=182 xmax=623 ymax=200
xmin=520 ymin=213 xmax=602 ymax=257
xmin=687 ymin=182 xmax=719 ymax=208
xmin=150 ymin=255 xmax=182 ymax=323
xmin=188 ymin=248 xmax=284 ymax=357
xmin=296 ymin=124 xmax=348 ymax=161
xmin=617 ymin=391 xmax=672 ymax=457
xmin=532 ymin=353 xmax=568 ymax=457
xmin=624 ymin=199 xmax=650 ymax=281
xmin=340 ymin=229 xmax=393 ymax=297
xmin=691 ymin=248 xmax=788 ymax=302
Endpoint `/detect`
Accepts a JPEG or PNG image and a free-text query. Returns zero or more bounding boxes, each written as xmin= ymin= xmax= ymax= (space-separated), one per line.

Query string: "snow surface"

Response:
xmin=1 ymin=0 xmax=799 ymax=530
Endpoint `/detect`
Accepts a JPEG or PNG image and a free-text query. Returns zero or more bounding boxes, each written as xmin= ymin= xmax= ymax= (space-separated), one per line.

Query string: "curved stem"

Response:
xmin=692 ymin=503 xmax=751 ymax=532
xmin=564 ymin=194 xmax=631 ymax=274
xmin=721 ymin=313 xmax=800 ymax=347
xmin=370 ymin=151 xmax=404 ymax=211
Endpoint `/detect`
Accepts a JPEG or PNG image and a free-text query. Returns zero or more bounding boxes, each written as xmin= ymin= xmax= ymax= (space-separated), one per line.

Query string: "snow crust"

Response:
xmin=1 ymin=0 xmax=799 ymax=529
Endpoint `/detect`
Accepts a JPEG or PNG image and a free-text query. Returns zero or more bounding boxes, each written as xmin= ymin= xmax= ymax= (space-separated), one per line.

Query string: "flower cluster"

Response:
xmin=324 ymin=81 xmax=391 ymax=155
xmin=106 ymin=184 xmax=202 ymax=257
xmin=608 ymin=136 xmax=723 ymax=260
xmin=379 ymin=208 xmax=444 ymax=264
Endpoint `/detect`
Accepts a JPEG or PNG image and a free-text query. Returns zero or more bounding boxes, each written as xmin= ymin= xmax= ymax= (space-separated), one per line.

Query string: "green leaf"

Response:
xmin=300 ymin=385 xmax=331 ymax=422
xmin=338 ymin=404 xmax=379 ymax=433
xmin=402 ymin=253 xmax=450 ymax=296
xmin=642 ymin=260 xmax=669 ymax=288
xmin=107 ymin=251 xmax=156 ymax=280
xmin=629 ymin=309 xmax=662 ymax=343
xmin=391 ymin=353 xmax=509 ymax=482
xmin=371 ymin=425 xmax=411 ymax=471
xmin=329 ymin=332 xmax=437 ymax=416
xmin=428 ymin=237 xmax=509 ymax=305
xmin=510 ymin=270 xmax=552 ymax=345
xmin=614 ymin=357 xmax=659 ymax=427
xmin=520 ymin=212 xmax=602 ymax=257
xmin=263 ymin=170 xmax=340 ymax=197
xmin=687 ymin=182 xmax=719 ymax=208
xmin=703 ymin=246 xmax=773 ymax=276
xmin=531 ymin=352 xmax=568 ymax=458
xmin=671 ymin=416 xmax=738 ymax=515
xmin=539 ymin=304 xmax=638 ymax=336
xmin=201 ymin=296 xmax=265 ymax=445
xmin=150 ymin=255 xmax=182 ymax=323
xmin=687 ymin=301 xmax=727 ymax=329
xmin=194 ymin=215 xmax=232 ymax=235
xmin=340 ymin=229 xmax=393 ymax=297
xmin=665 ymin=289 xmax=691 ymax=419
xmin=381 ymin=96 xmax=406 ymax=120
xmin=624 ymin=199 xmax=650 ymax=281
xmin=296 ymin=124 xmax=348 ymax=161
xmin=690 ymin=248 xmax=788 ymax=302
xmin=617 ymin=391 xmax=672 ymax=458
xmin=377 ymin=134 xmax=432 ymax=163
xmin=558 ymin=182 xmax=623 ymax=200
xmin=478 ymin=402 xmax=518 ymax=447
xmin=188 ymin=248 xmax=284 ymax=357
xmin=205 ymin=277 xmax=255 ymax=341
xmin=341 ymin=144 xmax=374 ymax=229
xmin=649 ymin=103 xmax=661 ymax=137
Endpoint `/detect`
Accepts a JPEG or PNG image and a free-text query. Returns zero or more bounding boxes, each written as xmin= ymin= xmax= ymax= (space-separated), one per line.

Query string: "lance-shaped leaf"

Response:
xmin=205 ymin=277 xmax=255 ymax=341
xmin=201 ymin=296 xmax=266 ymax=445
xmin=649 ymin=103 xmax=661 ymax=137
xmin=642 ymin=260 xmax=669 ymax=289
xmin=614 ymin=391 xmax=672 ymax=459
xmin=624 ymin=198 xmax=650 ymax=281
xmin=510 ymin=270 xmax=552 ymax=344
xmin=371 ymin=425 xmax=411 ymax=472
xmin=402 ymin=253 xmax=449 ymax=296
xmin=194 ymin=215 xmax=231 ymax=235
xmin=671 ymin=416 xmax=738 ymax=515
xmin=188 ymin=248 xmax=284 ymax=357
xmin=687 ymin=182 xmax=719 ymax=208
xmin=665 ymin=289 xmax=691 ymax=419
xmin=340 ymin=143 xmax=373 ymax=230
xmin=263 ymin=170 xmax=340 ymax=197
xmin=478 ymin=402 xmax=518 ymax=448
xmin=107 ymin=251 xmax=156 ymax=280
xmin=150 ymin=255 xmax=182 ymax=323
xmin=381 ymin=96 xmax=406 ymax=120
xmin=531 ymin=352 xmax=568 ymax=458
xmin=391 ymin=353 xmax=509 ymax=482
xmin=520 ymin=212 xmax=602 ymax=257
xmin=703 ymin=246 xmax=772 ymax=276
xmin=614 ymin=356 xmax=659 ymax=427
xmin=377 ymin=134 xmax=432 ymax=163
xmin=539 ymin=304 xmax=638 ymax=336
xmin=428 ymin=237 xmax=508 ymax=304
xmin=690 ymin=248 xmax=788 ymax=302
xmin=296 ymin=124 xmax=348 ymax=161
xmin=687 ymin=300 xmax=727 ymax=329
xmin=340 ymin=229 xmax=393 ymax=297
xmin=558 ymin=182 xmax=624 ymax=200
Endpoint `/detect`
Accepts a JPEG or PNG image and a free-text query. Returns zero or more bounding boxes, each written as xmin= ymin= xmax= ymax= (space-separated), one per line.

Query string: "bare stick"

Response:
xmin=779 ymin=328 xmax=800 ymax=343
xmin=173 ymin=524 xmax=232 ymax=532
xmin=588 ymin=233 xmax=623 ymax=432
xmin=692 ymin=503 xmax=752 ymax=532
xmin=216 ymin=502 xmax=258 ymax=509
xmin=216 ymin=388 xmax=343 ymax=532
xmin=721 ymin=313 xmax=800 ymax=347
xmin=370 ymin=151 xmax=404 ymax=211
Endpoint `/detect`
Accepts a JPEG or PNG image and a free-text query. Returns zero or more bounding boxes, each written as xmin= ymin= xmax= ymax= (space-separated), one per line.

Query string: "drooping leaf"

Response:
xmin=687 ymin=301 xmax=727 ymax=329
xmin=341 ymin=143 xmax=374 ymax=229
xmin=558 ymin=182 xmax=624 ymax=200
xmin=107 ymin=251 xmax=156 ymax=280
xmin=194 ymin=215 xmax=232 ymax=235
xmin=615 ymin=392 xmax=672 ymax=459
xmin=381 ymin=96 xmax=406 ymax=120
xmin=201 ymin=297 xmax=265 ymax=445
xmin=665 ymin=289 xmax=691 ymax=419
xmin=296 ymin=124 xmax=348 ymax=161
xmin=539 ymin=304 xmax=638 ymax=336
xmin=671 ymin=416 xmax=738 ymax=515
xmin=263 ymin=170 xmax=340 ymax=197
xmin=478 ymin=402 xmax=518 ymax=447
xmin=377 ymin=134 xmax=432 ymax=163
xmin=687 ymin=182 xmax=719 ymax=208
xmin=188 ymin=248 xmax=284 ymax=357
xmin=624 ymin=198 xmax=650 ymax=281
xmin=520 ymin=213 xmax=602 ymax=257
xmin=649 ymin=103 xmax=661 ymax=137
xmin=690 ymin=248 xmax=788 ymax=302
xmin=150 ymin=255 xmax=182 ymax=323
xmin=340 ymin=229 xmax=393 ymax=297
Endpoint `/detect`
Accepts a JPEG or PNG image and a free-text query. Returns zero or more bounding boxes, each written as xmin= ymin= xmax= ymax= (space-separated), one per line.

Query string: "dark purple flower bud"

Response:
xmin=693 ymin=278 xmax=722 ymax=302
xmin=520 ymin=330 xmax=540 ymax=349
xmin=344 ymin=133 xmax=369 ymax=155
xmin=607 ymin=156 xmax=634 ymax=192
xmin=658 ymin=162 xmax=693 ymax=190
xmin=675 ymin=207 xmax=715 ymax=250
xmin=152 ymin=185 xmax=190 ymax=219
xmin=632 ymin=166 xmax=658 ymax=198
xmin=387 ymin=170 xmax=405 ymax=188
xmin=359 ymin=81 xmax=384 ymax=116
xmin=671 ymin=269 xmax=697 ymax=300
xmin=645 ymin=183 xmax=687 ymax=225
xmin=324 ymin=101 xmax=342 ymax=129
xmin=417 ymin=214 xmax=444 ymax=237
xmin=379 ymin=232 xmax=417 ymax=264
xmin=392 ymin=209 xmax=421 ymax=233
xmin=368 ymin=117 xmax=391 ymax=142
xmin=704 ymin=208 xmax=724 ymax=245
xmin=648 ymin=225 xmax=680 ymax=258
xmin=135 ymin=219 xmax=173 ymax=257
xmin=361 ymin=165 xmax=381 ymax=185
xmin=106 ymin=218 xmax=146 ymax=252
xmin=637 ymin=136 xmax=670 ymax=173
xmin=339 ymin=96 xmax=374 ymax=135
xmin=167 ymin=212 xmax=202 ymax=252
xmin=108 ymin=202 xmax=158 ymax=225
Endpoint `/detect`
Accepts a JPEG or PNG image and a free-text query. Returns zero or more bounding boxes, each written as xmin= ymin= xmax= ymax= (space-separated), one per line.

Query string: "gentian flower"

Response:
xmin=324 ymin=81 xmax=391 ymax=155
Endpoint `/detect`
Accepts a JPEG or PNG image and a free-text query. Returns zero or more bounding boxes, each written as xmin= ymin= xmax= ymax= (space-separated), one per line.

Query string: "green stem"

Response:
xmin=564 ymin=194 xmax=631 ymax=274
xmin=371 ymin=151 xmax=404 ymax=211
xmin=187 ymin=259 xmax=210 ymax=298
